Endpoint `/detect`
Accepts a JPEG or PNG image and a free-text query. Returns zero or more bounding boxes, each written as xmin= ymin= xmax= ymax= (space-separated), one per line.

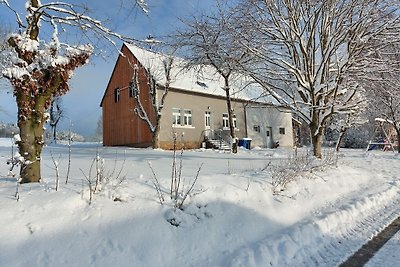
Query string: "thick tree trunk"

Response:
xmin=310 ymin=115 xmax=324 ymax=158
xmin=16 ymin=93 xmax=47 ymax=183
xmin=18 ymin=116 xmax=44 ymax=183
xmin=312 ymin=133 xmax=323 ymax=158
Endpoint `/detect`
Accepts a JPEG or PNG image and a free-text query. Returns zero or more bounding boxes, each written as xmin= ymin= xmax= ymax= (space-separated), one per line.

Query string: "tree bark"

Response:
xmin=395 ymin=127 xmax=400 ymax=153
xmin=312 ymin=133 xmax=323 ymax=159
xmin=152 ymin=116 xmax=161 ymax=149
xmin=17 ymin=102 xmax=46 ymax=183
xmin=224 ymin=78 xmax=237 ymax=154
xmin=335 ymin=127 xmax=347 ymax=152
xmin=310 ymin=115 xmax=324 ymax=158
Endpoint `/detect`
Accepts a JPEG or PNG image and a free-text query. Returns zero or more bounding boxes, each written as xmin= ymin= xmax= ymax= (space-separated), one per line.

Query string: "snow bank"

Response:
xmin=0 ymin=147 xmax=399 ymax=266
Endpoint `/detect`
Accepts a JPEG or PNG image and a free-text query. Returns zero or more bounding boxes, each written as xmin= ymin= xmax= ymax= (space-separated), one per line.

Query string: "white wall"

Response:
xmin=246 ymin=106 xmax=293 ymax=148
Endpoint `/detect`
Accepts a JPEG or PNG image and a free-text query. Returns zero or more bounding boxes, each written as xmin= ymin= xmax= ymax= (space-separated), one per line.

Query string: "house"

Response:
xmin=100 ymin=43 xmax=293 ymax=149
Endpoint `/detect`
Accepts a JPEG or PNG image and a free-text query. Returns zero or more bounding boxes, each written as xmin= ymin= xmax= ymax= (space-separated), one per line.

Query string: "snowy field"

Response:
xmin=0 ymin=138 xmax=399 ymax=267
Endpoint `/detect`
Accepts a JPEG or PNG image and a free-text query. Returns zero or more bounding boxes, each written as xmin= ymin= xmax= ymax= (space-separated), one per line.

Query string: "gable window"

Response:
xmin=223 ymin=113 xmax=237 ymax=129
xmin=172 ymin=108 xmax=181 ymax=126
xmin=114 ymin=88 xmax=120 ymax=103
xmin=183 ymin=109 xmax=192 ymax=126
xmin=129 ymin=81 xmax=138 ymax=98
xmin=253 ymin=125 xmax=260 ymax=133
xmin=279 ymin=127 xmax=286 ymax=135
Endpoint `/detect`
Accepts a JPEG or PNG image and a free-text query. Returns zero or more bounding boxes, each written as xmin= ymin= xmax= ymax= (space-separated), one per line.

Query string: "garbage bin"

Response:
xmin=238 ymin=138 xmax=252 ymax=149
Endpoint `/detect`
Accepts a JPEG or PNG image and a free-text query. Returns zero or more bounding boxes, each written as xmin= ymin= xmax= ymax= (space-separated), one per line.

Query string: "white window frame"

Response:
xmin=183 ymin=109 xmax=192 ymax=126
xmin=172 ymin=108 xmax=181 ymax=126
xmin=223 ymin=113 xmax=237 ymax=130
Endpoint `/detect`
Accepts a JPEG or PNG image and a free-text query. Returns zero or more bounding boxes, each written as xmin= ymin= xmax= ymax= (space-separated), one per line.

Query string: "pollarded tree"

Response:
xmin=1 ymin=0 xmax=147 ymax=183
xmin=236 ymin=0 xmax=399 ymax=157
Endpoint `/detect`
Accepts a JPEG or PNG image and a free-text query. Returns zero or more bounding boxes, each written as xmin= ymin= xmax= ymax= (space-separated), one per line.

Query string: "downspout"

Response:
xmin=243 ymin=102 xmax=248 ymax=138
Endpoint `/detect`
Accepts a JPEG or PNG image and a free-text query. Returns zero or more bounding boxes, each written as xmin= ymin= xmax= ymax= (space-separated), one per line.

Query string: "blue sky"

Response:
xmin=0 ymin=0 xmax=214 ymax=137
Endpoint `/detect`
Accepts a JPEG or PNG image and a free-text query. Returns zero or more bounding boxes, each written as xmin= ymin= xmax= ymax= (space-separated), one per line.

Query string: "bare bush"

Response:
xmin=148 ymin=133 xmax=203 ymax=210
xmin=268 ymin=150 xmax=337 ymax=194
xmin=80 ymin=149 xmax=127 ymax=205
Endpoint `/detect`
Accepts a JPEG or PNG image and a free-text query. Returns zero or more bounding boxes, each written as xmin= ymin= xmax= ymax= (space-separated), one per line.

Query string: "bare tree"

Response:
xmin=331 ymin=107 xmax=368 ymax=152
xmin=171 ymin=1 xmax=250 ymax=153
xmin=235 ymin=0 xmax=399 ymax=157
xmin=363 ymin=50 xmax=400 ymax=152
xmin=49 ymin=96 xmax=63 ymax=143
xmin=128 ymin=50 xmax=174 ymax=148
xmin=1 ymin=0 xmax=146 ymax=183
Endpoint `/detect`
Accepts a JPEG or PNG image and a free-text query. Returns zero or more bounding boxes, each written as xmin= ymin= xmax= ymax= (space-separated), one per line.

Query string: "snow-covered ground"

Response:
xmin=0 ymin=138 xmax=399 ymax=267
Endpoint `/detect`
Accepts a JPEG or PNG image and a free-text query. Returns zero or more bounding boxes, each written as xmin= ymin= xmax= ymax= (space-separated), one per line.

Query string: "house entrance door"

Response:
xmin=265 ymin=126 xmax=273 ymax=148
xmin=205 ymin=111 xmax=211 ymax=138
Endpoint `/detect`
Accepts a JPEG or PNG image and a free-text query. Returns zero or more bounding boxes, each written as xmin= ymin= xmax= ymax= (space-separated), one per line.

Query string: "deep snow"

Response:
xmin=0 ymin=139 xmax=399 ymax=266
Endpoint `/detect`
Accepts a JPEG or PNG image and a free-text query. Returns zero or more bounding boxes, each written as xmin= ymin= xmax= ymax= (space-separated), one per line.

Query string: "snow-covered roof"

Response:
xmin=124 ymin=43 xmax=278 ymax=104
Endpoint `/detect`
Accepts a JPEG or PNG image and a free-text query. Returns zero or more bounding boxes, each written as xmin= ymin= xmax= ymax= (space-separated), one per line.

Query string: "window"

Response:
xmin=129 ymin=82 xmax=138 ymax=98
xmin=205 ymin=111 xmax=211 ymax=128
xmin=253 ymin=125 xmax=260 ymax=133
xmin=114 ymin=88 xmax=120 ymax=103
xmin=172 ymin=108 xmax=194 ymax=127
xmin=223 ymin=113 xmax=229 ymax=128
xmin=223 ymin=113 xmax=237 ymax=129
xmin=183 ymin=109 xmax=192 ymax=126
xmin=279 ymin=127 xmax=286 ymax=135
xmin=172 ymin=108 xmax=181 ymax=126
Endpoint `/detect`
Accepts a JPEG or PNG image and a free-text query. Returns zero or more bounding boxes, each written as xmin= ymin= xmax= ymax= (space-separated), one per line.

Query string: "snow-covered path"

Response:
xmin=0 ymin=140 xmax=399 ymax=266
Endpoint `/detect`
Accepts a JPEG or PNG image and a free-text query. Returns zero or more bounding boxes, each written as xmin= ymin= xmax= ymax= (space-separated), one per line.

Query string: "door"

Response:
xmin=265 ymin=126 xmax=273 ymax=148
xmin=205 ymin=111 xmax=211 ymax=138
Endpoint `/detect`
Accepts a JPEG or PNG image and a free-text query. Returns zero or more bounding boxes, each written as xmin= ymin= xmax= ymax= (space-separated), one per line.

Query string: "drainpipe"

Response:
xmin=244 ymin=102 xmax=248 ymax=138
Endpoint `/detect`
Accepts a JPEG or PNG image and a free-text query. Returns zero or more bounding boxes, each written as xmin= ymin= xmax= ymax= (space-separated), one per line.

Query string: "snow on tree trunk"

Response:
xmin=132 ymin=55 xmax=173 ymax=149
xmin=18 ymin=115 xmax=43 ymax=183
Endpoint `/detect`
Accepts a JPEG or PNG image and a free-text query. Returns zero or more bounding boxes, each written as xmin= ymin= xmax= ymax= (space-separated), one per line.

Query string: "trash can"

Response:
xmin=238 ymin=138 xmax=252 ymax=149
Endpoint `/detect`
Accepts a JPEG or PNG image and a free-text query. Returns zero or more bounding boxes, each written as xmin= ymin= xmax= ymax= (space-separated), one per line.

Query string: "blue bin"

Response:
xmin=238 ymin=138 xmax=252 ymax=149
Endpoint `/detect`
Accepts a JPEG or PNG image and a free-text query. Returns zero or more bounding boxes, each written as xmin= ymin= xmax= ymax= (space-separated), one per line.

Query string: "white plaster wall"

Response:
xmin=246 ymin=106 xmax=293 ymax=148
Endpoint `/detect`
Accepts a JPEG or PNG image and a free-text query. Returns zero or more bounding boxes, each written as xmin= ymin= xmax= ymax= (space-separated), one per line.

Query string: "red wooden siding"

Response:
xmin=101 ymin=44 xmax=155 ymax=146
